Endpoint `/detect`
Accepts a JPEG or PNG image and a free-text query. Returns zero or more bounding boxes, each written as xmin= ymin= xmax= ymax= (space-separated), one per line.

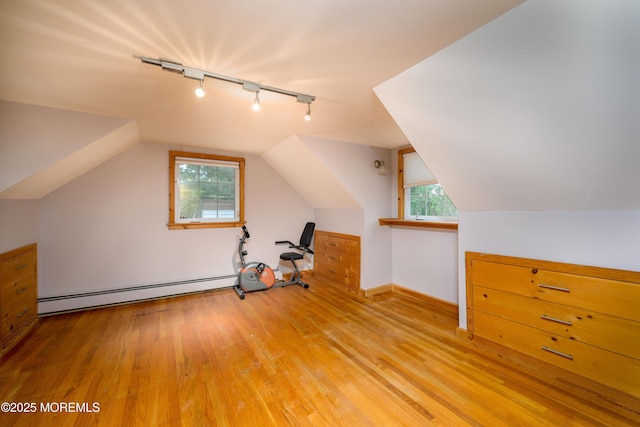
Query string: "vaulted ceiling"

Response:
xmin=3 ymin=1 xmax=639 ymax=213
xmin=377 ymin=0 xmax=640 ymax=211
xmin=0 ymin=0 xmax=523 ymax=155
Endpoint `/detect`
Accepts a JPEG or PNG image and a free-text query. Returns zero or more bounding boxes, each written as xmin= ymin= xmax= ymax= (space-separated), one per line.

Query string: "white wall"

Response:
xmin=0 ymin=200 xmax=39 ymax=253
xmin=373 ymin=1 xmax=640 ymax=320
xmin=37 ymin=142 xmax=313 ymax=313
xmin=458 ymin=210 xmax=640 ymax=327
xmin=314 ymin=209 xmax=364 ymax=237
xmin=0 ymin=101 xmax=136 ymax=197
xmin=375 ymin=0 xmax=640 ymax=212
xmin=385 ymin=147 xmax=459 ymax=303
xmin=261 ymin=135 xmax=361 ymax=210
xmin=303 ymin=137 xmax=393 ymax=288
xmin=392 ymin=227 xmax=458 ymax=302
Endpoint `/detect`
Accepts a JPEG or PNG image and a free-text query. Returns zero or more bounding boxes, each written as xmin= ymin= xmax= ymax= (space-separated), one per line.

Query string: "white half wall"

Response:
xmin=392 ymin=227 xmax=458 ymax=303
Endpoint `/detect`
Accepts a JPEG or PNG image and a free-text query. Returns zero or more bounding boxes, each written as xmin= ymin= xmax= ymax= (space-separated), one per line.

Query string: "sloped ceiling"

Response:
xmin=0 ymin=101 xmax=139 ymax=199
xmin=262 ymin=135 xmax=361 ymax=210
xmin=0 ymin=0 xmax=522 ymax=155
xmin=376 ymin=0 xmax=640 ymax=211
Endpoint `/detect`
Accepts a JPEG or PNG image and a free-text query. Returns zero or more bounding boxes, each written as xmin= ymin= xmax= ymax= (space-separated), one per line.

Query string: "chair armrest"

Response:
xmin=290 ymin=245 xmax=314 ymax=254
xmin=275 ymin=240 xmax=296 ymax=246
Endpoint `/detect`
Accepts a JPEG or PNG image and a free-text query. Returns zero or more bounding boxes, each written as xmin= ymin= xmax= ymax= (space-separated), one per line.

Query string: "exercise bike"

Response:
xmin=233 ymin=223 xmax=315 ymax=299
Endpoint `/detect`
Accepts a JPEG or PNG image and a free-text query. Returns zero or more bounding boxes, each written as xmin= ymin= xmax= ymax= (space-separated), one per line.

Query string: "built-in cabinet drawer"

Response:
xmin=473 ymin=286 xmax=640 ymax=360
xmin=314 ymin=231 xmax=360 ymax=293
xmin=1 ymin=244 xmax=38 ymax=357
xmin=472 ymin=260 xmax=640 ymax=322
xmin=2 ymin=298 xmax=37 ymax=349
xmin=466 ymin=252 xmax=640 ymax=399
xmin=474 ymin=311 xmax=640 ymax=397
xmin=1 ymin=274 xmax=37 ymax=311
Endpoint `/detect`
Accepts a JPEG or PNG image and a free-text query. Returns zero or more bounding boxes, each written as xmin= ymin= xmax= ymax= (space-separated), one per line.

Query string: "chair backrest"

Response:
xmin=299 ymin=222 xmax=315 ymax=248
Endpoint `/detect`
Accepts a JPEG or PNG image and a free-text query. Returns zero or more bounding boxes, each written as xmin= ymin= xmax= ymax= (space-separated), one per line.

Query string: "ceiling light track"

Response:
xmin=135 ymin=55 xmax=315 ymax=118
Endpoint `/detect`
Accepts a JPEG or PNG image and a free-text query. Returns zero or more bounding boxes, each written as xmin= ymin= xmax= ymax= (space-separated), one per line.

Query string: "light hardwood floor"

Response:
xmin=1 ymin=278 xmax=638 ymax=426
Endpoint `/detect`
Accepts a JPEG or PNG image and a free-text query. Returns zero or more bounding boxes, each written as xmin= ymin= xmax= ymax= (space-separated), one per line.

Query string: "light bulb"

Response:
xmin=304 ymin=103 xmax=311 ymax=121
xmin=252 ymin=92 xmax=260 ymax=111
xmin=195 ymin=80 xmax=205 ymax=98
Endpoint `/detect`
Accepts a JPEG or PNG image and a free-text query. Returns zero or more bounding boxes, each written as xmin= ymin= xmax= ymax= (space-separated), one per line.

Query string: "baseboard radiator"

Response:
xmin=38 ymin=274 xmax=237 ymax=316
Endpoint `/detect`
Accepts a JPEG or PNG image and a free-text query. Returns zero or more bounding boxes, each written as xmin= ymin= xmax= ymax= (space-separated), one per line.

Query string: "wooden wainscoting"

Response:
xmin=0 ymin=277 xmax=638 ymax=426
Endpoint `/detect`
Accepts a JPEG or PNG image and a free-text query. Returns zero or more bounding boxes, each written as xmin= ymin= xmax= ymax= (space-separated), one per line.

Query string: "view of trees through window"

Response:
xmin=409 ymin=183 xmax=457 ymax=218
xmin=178 ymin=163 xmax=236 ymax=220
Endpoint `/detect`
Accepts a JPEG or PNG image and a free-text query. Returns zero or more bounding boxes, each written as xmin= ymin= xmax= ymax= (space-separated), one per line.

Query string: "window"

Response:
xmin=168 ymin=151 xmax=245 ymax=229
xmin=399 ymin=147 xmax=457 ymax=222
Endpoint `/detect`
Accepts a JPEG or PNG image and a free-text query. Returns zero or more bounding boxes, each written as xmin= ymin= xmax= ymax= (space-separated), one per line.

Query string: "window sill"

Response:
xmin=168 ymin=221 xmax=245 ymax=230
xmin=378 ymin=218 xmax=458 ymax=230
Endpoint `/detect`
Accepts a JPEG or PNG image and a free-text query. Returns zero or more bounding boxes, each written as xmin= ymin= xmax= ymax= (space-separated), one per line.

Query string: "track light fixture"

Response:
xmin=297 ymin=94 xmax=313 ymax=122
xmin=136 ymin=56 xmax=316 ymax=119
xmin=195 ymin=80 xmax=205 ymax=98
xmin=242 ymin=82 xmax=261 ymax=112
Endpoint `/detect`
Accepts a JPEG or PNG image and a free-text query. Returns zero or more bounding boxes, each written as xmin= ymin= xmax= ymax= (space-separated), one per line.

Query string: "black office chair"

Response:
xmin=275 ymin=222 xmax=315 ymax=288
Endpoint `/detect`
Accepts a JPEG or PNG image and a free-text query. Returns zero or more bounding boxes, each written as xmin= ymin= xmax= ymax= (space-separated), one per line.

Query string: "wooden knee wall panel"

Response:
xmin=313 ymin=231 xmax=361 ymax=294
xmin=1 ymin=244 xmax=38 ymax=358
xmin=465 ymin=252 xmax=640 ymax=400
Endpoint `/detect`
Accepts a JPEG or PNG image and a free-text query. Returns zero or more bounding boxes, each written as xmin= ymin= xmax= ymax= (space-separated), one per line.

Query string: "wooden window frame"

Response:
xmin=378 ymin=147 xmax=458 ymax=230
xmin=168 ymin=150 xmax=245 ymax=230
xmin=397 ymin=146 xmax=414 ymax=220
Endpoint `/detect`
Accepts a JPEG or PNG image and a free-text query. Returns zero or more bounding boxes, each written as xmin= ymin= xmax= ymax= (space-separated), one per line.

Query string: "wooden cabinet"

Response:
xmin=313 ymin=231 xmax=360 ymax=293
xmin=1 ymin=244 xmax=38 ymax=358
xmin=466 ymin=252 xmax=640 ymax=398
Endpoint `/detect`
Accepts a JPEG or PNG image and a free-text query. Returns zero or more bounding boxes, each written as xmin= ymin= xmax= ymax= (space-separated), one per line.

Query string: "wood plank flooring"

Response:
xmin=1 ymin=278 xmax=639 ymax=426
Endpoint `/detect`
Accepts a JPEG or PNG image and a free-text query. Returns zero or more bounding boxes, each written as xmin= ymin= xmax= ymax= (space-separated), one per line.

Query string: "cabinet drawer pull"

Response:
xmin=538 ymin=284 xmax=570 ymax=293
xmin=329 ymin=243 xmax=338 ymax=247
xmin=329 ymin=269 xmax=337 ymax=274
xmin=16 ymin=263 xmax=29 ymax=271
xmin=541 ymin=346 xmax=573 ymax=360
xmin=329 ymin=256 xmax=337 ymax=260
xmin=540 ymin=315 xmax=572 ymax=326
xmin=17 ymin=308 xmax=30 ymax=318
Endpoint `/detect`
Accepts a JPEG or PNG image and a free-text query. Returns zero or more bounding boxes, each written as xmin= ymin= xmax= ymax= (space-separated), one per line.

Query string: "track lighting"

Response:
xmin=297 ymin=94 xmax=313 ymax=121
xmin=136 ymin=56 xmax=316 ymax=119
xmin=195 ymin=80 xmax=205 ymax=98
xmin=242 ymin=82 xmax=261 ymax=112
